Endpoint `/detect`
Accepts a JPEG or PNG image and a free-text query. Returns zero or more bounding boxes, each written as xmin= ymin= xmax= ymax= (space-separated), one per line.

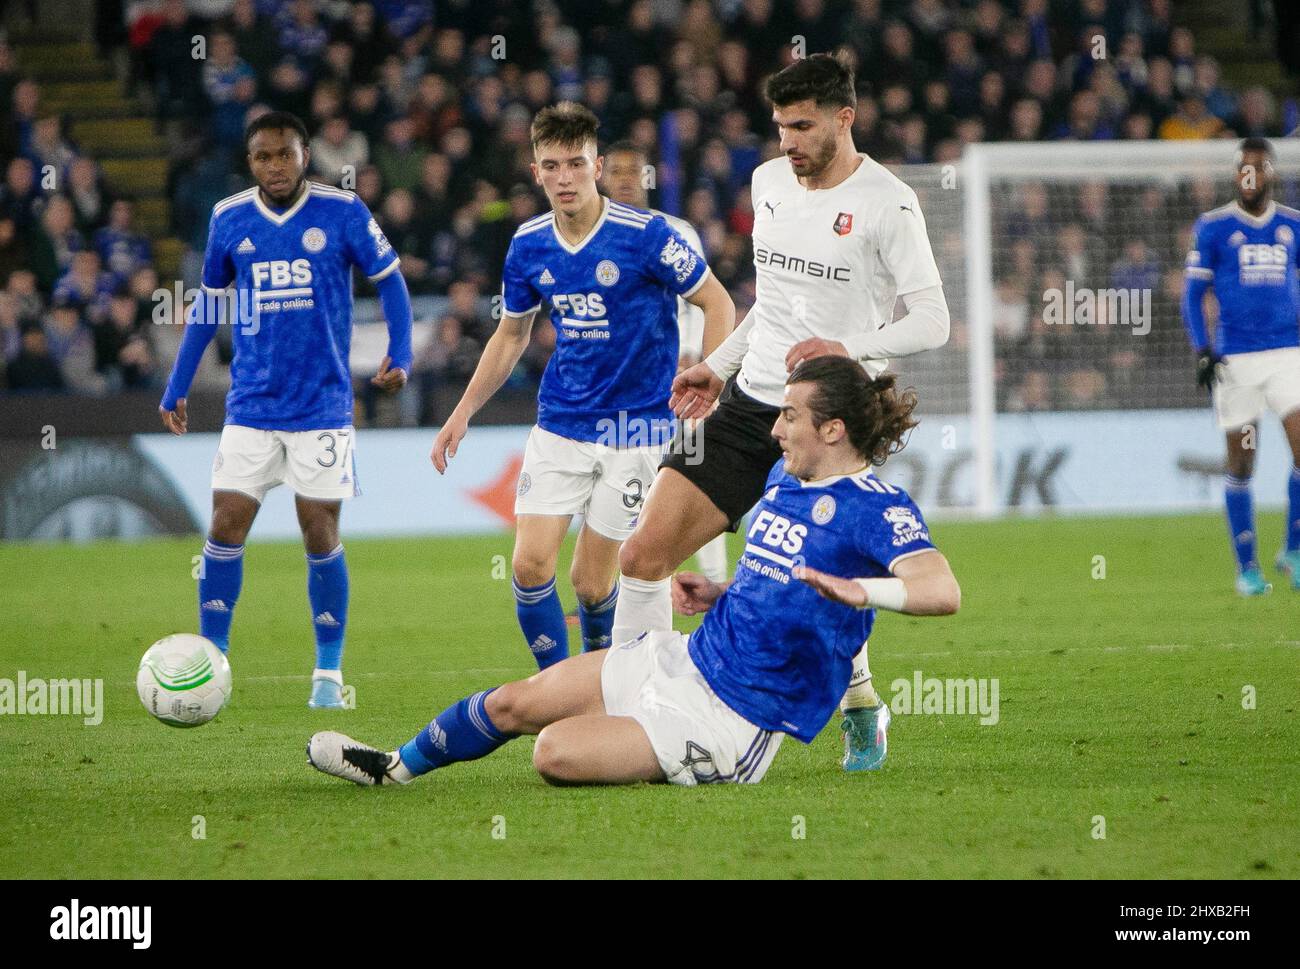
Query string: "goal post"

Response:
xmin=892 ymin=139 xmax=1300 ymax=517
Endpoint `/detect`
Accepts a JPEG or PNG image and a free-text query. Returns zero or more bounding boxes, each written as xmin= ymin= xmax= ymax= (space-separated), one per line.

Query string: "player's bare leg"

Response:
xmin=209 ymin=488 xmax=259 ymax=545
xmin=1224 ymin=423 xmax=1270 ymax=595
xmin=295 ymin=497 xmax=351 ymax=707
xmin=1274 ymin=409 xmax=1300 ymax=588
xmin=533 ymin=715 xmax=664 ymax=785
xmin=613 ymin=467 xmax=729 ymax=642
xmin=513 ymin=513 xmax=576 ymax=667
xmin=570 ymin=523 xmax=622 ymax=650
xmin=295 ymin=495 xmax=341 ymax=554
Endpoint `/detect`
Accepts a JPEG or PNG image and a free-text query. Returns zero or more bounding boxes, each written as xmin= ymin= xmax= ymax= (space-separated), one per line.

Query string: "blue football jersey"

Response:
xmin=688 ymin=461 xmax=936 ymax=743
xmin=201 ymin=182 xmax=400 ymax=430
xmin=501 ymin=197 xmax=709 ymax=445
xmin=1185 ymin=202 xmax=1300 ymax=355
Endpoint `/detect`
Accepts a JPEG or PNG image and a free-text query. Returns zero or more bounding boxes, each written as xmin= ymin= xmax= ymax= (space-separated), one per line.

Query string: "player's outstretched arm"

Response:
xmin=829 ymin=285 xmax=951 ymax=366
xmin=794 ymin=549 xmax=960 ymax=616
xmin=684 ymin=272 xmax=735 ymax=362
xmin=158 ymin=293 xmax=221 ymax=435
xmin=673 ymin=309 xmax=755 ymax=419
xmin=671 ymin=571 xmax=732 ymax=616
xmin=1181 ymin=275 xmax=1221 ymax=389
xmin=430 ymin=310 xmax=535 ymax=473
xmin=371 ymin=272 xmax=413 ymax=392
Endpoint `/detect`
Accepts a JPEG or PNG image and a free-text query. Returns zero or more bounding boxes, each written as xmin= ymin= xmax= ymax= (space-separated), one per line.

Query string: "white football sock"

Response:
xmin=694 ymin=533 xmax=729 ymax=584
xmin=841 ymin=642 xmax=881 ymax=710
xmin=611 ymin=574 xmax=672 ymax=644
xmin=313 ymin=668 xmax=344 ymax=685
xmin=388 ymin=752 xmax=415 ymax=784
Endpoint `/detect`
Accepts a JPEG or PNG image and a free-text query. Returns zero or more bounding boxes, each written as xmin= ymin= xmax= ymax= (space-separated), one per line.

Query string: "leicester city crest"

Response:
xmin=302 ymin=227 xmax=326 ymax=252
xmin=595 ymin=259 xmax=620 ymax=286
xmin=812 ymin=494 xmax=836 ymax=525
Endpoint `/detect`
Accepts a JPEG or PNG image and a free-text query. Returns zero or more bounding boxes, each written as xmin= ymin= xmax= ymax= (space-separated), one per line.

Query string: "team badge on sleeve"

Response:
xmin=367 ymin=218 xmax=392 ymax=258
xmin=884 ymin=505 xmax=928 ymax=546
xmin=833 ymin=212 xmax=853 ymax=236
xmin=659 ymin=238 xmax=698 ymax=285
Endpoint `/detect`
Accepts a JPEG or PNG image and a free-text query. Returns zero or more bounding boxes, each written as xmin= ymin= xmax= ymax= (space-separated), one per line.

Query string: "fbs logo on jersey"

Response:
xmin=833 ymin=212 xmax=853 ymax=236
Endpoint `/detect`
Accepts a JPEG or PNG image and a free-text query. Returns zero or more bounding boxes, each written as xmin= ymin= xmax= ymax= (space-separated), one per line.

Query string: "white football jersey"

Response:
xmin=656 ymin=209 xmax=707 ymax=359
xmin=739 ymin=153 xmax=943 ymax=406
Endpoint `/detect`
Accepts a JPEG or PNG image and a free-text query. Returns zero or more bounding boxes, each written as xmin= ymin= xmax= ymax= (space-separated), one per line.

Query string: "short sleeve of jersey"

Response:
xmin=343 ymin=197 xmax=401 ymax=282
xmin=643 ymin=216 xmax=709 ymax=298
xmin=501 ymin=236 xmax=541 ymax=316
xmin=201 ymin=213 xmax=234 ymax=293
xmin=1185 ymin=217 xmax=1216 ymax=279
xmin=876 ymin=186 xmax=943 ymax=296
xmin=854 ymin=491 xmax=937 ymax=573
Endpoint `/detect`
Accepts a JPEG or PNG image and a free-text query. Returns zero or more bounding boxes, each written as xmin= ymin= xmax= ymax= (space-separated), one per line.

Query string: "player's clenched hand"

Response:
xmin=672 ymin=571 xmax=724 ymax=615
xmin=159 ymin=398 xmax=188 ymax=435
xmin=430 ymin=414 xmax=469 ymax=474
xmin=1195 ymin=350 xmax=1222 ymax=390
xmin=793 ymin=565 xmax=867 ymax=608
xmin=371 ymin=355 xmax=407 ymax=392
xmin=670 ymin=362 xmax=724 ymax=420
xmin=785 ymin=338 xmax=849 ymax=372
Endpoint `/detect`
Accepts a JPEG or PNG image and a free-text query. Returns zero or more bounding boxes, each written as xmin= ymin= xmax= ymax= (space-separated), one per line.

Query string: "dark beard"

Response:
xmin=261 ymin=175 xmax=306 ymax=208
xmin=796 ymin=136 xmax=839 ymax=180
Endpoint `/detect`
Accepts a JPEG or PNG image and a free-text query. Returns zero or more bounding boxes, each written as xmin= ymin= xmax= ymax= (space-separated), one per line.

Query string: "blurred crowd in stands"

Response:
xmin=1 ymin=0 xmax=1296 ymax=417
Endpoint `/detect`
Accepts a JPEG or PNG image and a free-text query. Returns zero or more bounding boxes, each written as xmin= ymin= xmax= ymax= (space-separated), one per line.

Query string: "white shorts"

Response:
xmin=601 ymin=630 xmax=784 ymax=787
xmin=514 ymin=425 xmax=666 ymax=540
xmin=1212 ymin=347 xmax=1300 ymax=429
xmin=211 ymin=424 xmax=359 ymax=503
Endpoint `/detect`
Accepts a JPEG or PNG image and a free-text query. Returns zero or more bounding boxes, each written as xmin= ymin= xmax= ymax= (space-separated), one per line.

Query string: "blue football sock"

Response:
xmin=513 ymin=576 xmax=568 ymax=670
xmin=1288 ymin=466 xmax=1300 ymax=553
xmin=1225 ymin=475 xmax=1257 ymax=572
xmin=398 ymin=689 xmax=514 ymax=775
xmin=199 ymin=539 xmax=243 ymax=652
xmin=307 ymin=544 xmax=348 ymax=672
xmin=578 ymin=581 xmax=618 ymax=652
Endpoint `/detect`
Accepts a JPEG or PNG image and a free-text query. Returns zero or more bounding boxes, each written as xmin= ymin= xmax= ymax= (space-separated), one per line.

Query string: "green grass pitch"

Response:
xmin=1 ymin=513 xmax=1296 ymax=879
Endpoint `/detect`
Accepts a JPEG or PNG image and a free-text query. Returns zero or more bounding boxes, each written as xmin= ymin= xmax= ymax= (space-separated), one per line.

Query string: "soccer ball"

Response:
xmin=137 ymin=634 xmax=232 ymax=727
